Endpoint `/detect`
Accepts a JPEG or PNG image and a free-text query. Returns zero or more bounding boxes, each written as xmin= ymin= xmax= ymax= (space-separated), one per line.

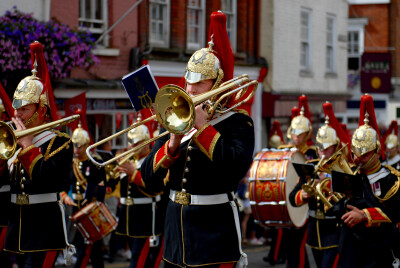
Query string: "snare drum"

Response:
xmin=71 ymin=201 xmax=117 ymax=243
xmin=249 ymin=148 xmax=308 ymax=228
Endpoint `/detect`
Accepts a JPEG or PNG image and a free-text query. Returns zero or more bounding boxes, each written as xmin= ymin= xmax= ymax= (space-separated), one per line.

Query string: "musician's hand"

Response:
xmin=63 ymin=195 xmax=77 ymax=206
xmin=318 ymin=172 xmax=327 ymax=180
xmin=117 ymin=161 xmax=135 ymax=177
xmin=12 ymin=117 xmax=33 ymax=149
xmin=301 ymin=189 xmax=311 ymax=200
xmin=168 ymin=134 xmax=183 ymax=156
xmin=194 ymin=103 xmax=208 ymax=130
xmin=341 ymin=204 xmax=366 ymax=228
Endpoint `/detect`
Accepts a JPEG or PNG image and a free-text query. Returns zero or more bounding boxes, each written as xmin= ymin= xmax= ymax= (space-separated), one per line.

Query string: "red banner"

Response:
xmin=64 ymin=92 xmax=88 ymax=131
xmin=361 ymin=53 xmax=391 ymax=94
xmin=115 ymin=113 xmax=123 ymax=130
xmin=128 ymin=112 xmax=135 ymax=126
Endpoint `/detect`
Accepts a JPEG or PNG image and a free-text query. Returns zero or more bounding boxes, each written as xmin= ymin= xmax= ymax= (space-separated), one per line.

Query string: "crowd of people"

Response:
xmin=0 ymin=9 xmax=399 ymax=268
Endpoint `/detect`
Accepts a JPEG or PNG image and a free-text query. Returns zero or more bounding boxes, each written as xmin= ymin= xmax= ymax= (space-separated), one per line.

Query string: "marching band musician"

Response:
xmin=141 ymin=11 xmax=254 ymax=268
xmin=333 ymin=94 xmax=400 ymax=267
xmin=63 ymin=123 xmax=107 ymax=268
xmin=289 ymin=101 xmax=350 ymax=268
xmin=284 ymin=95 xmax=318 ymax=268
xmin=115 ymin=123 xmax=166 ymax=268
xmin=382 ymin=120 xmax=400 ymax=169
xmin=1 ymin=42 xmax=73 ymax=267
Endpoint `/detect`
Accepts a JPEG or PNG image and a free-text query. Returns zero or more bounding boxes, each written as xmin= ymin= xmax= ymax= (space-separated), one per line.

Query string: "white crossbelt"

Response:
xmin=169 ymin=190 xmax=232 ymax=205
xmin=11 ymin=193 xmax=59 ymax=204
xmin=120 ymin=195 xmax=161 ymax=205
xmin=0 ymin=185 xmax=10 ymax=193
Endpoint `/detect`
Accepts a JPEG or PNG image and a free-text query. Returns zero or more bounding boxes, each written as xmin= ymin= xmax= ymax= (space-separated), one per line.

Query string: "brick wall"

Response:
xmin=390 ymin=0 xmax=400 ymax=78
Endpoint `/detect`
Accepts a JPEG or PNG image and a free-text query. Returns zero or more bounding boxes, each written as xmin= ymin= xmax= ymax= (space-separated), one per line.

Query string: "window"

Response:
xmin=149 ymin=0 xmax=170 ymax=48
xmin=187 ymin=0 xmax=205 ymax=50
xmin=347 ymin=18 xmax=368 ymax=71
xmin=221 ymin=0 xmax=237 ymax=52
xmin=79 ymin=0 xmax=108 ymax=47
xmin=326 ymin=14 xmax=336 ymax=73
xmin=300 ymin=8 xmax=312 ymax=71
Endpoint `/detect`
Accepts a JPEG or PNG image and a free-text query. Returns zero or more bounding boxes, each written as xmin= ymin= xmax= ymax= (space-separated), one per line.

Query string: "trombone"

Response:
xmin=105 ymin=149 xmax=139 ymax=180
xmin=86 ymin=75 xmax=258 ymax=167
xmin=0 ymin=115 xmax=80 ymax=160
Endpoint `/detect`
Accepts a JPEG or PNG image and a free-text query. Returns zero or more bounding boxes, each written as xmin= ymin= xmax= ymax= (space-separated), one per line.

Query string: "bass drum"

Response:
xmin=249 ymin=148 xmax=308 ymax=228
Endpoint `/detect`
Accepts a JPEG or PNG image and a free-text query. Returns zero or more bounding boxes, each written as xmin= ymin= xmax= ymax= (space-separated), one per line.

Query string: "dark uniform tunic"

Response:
xmin=2 ymin=130 xmax=72 ymax=252
xmin=335 ymin=165 xmax=400 ymax=268
xmin=383 ymin=154 xmax=400 ymax=170
xmin=289 ymin=159 xmax=340 ymax=268
xmin=141 ymin=112 xmax=254 ymax=267
xmin=116 ymin=157 xmax=164 ymax=238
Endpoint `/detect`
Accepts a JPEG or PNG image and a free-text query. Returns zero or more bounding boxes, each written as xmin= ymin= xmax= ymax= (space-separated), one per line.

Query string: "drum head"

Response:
xmin=285 ymin=151 xmax=308 ymax=227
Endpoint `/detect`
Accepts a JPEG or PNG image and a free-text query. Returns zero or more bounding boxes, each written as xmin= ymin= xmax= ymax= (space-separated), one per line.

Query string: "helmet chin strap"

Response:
xmin=360 ymin=151 xmax=381 ymax=174
xmin=24 ymin=110 xmax=39 ymax=128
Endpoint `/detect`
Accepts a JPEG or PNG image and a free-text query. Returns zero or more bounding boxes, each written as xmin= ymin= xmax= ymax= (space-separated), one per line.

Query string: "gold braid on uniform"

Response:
xmin=43 ymin=130 xmax=71 ymax=161
xmin=375 ymin=165 xmax=400 ymax=202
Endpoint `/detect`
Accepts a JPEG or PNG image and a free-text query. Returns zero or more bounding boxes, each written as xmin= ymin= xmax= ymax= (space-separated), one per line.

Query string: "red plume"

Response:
xmin=0 ymin=82 xmax=14 ymax=119
xmin=291 ymin=106 xmax=299 ymax=120
xmin=30 ymin=41 xmax=59 ymax=121
xmin=323 ymin=102 xmax=351 ymax=159
xmin=359 ymin=94 xmax=384 ymax=158
xmin=208 ymin=11 xmax=234 ymax=83
xmin=298 ymin=95 xmax=312 ymax=124
xmin=270 ymin=121 xmax=284 ymax=143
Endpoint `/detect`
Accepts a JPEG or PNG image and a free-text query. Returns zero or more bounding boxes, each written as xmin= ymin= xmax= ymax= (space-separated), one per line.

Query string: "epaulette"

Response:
xmin=233 ymin=108 xmax=249 ymax=116
xmin=51 ymin=129 xmax=71 ymax=139
xmin=377 ymin=165 xmax=400 ymax=202
xmin=44 ymin=132 xmax=72 ymax=161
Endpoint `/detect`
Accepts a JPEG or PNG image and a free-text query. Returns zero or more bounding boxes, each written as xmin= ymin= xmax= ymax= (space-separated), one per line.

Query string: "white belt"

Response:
xmin=309 ymin=209 xmax=336 ymax=219
xmin=11 ymin=193 xmax=59 ymax=205
xmin=120 ymin=195 xmax=161 ymax=205
xmin=0 ymin=185 xmax=10 ymax=193
xmin=169 ymin=190 xmax=232 ymax=205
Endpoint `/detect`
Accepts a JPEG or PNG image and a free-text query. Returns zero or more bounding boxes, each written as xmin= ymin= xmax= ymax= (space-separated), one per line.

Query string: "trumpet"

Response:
xmin=0 ymin=115 xmax=80 ymax=160
xmin=86 ymin=75 xmax=258 ymax=167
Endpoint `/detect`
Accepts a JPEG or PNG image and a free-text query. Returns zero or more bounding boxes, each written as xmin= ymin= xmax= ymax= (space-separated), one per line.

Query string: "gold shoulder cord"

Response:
xmin=376 ymin=165 xmax=400 ymax=202
xmin=72 ymin=158 xmax=87 ymax=191
xmin=44 ymin=131 xmax=71 ymax=161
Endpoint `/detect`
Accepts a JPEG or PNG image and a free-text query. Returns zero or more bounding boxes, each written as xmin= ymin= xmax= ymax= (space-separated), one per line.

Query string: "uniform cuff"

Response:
xmin=18 ymin=145 xmax=42 ymax=179
xmin=153 ymin=140 xmax=179 ymax=172
xmin=192 ymin=124 xmax=220 ymax=161
xmin=295 ymin=190 xmax=306 ymax=206
xmin=131 ymin=170 xmax=145 ymax=187
xmin=363 ymin=207 xmax=391 ymax=227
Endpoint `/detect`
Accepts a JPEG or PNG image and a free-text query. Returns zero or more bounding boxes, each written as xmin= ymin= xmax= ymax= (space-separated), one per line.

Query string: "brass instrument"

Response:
xmin=301 ymin=155 xmax=325 ymax=195
xmin=86 ymin=75 xmax=258 ymax=167
xmin=314 ymin=144 xmax=359 ymax=175
xmin=105 ymin=149 xmax=139 ymax=180
xmin=0 ymin=115 xmax=80 ymax=160
xmin=315 ymin=177 xmax=344 ymax=209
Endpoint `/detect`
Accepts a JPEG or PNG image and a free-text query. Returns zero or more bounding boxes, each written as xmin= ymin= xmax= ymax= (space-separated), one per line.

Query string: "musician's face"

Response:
xmin=14 ymin=103 xmax=40 ymax=126
xmin=73 ymin=144 xmax=87 ymax=159
xmin=318 ymin=145 xmax=336 ymax=159
xmin=291 ymin=132 xmax=307 ymax=146
xmin=386 ymin=146 xmax=398 ymax=159
xmin=186 ymin=79 xmax=214 ymax=96
xmin=352 ymin=150 xmax=377 ymax=167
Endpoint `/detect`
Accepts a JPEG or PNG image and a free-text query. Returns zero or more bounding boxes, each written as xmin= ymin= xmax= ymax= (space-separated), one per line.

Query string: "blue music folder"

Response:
xmin=122 ymin=65 xmax=159 ymax=111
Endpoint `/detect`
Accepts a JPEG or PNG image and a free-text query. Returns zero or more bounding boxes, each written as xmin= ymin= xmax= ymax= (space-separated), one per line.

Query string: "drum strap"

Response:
xmin=149 ymin=197 xmax=160 ymax=247
xmin=229 ymin=200 xmax=248 ymax=268
xmin=72 ymin=159 xmax=87 ymax=191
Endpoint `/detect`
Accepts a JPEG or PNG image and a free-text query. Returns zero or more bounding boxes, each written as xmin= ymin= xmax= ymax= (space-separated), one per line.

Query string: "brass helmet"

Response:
xmin=351 ymin=112 xmax=381 ymax=157
xmin=185 ymin=37 xmax=224 ymax=90
xmin=351 ymin=95 xmax=382 ymax=158
xmin=383 ymin=121 xmax=399 ymax=150
xmin=13 ymin=60 xmax=47 ymax=110
xmin=287 ymin=106 xmax=312 ymax=138
xmin=127 ymin=124 xmax=150 ymax=146
xmin=385 ymin=133 xmax=399 ymax=150
xmin=269 ymin=134 xmax=283 ymax=148
xmin=316 ymin=115 xmax=339 ymax=150
xmin=72 ymin=123 xmax=90 ymax=147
